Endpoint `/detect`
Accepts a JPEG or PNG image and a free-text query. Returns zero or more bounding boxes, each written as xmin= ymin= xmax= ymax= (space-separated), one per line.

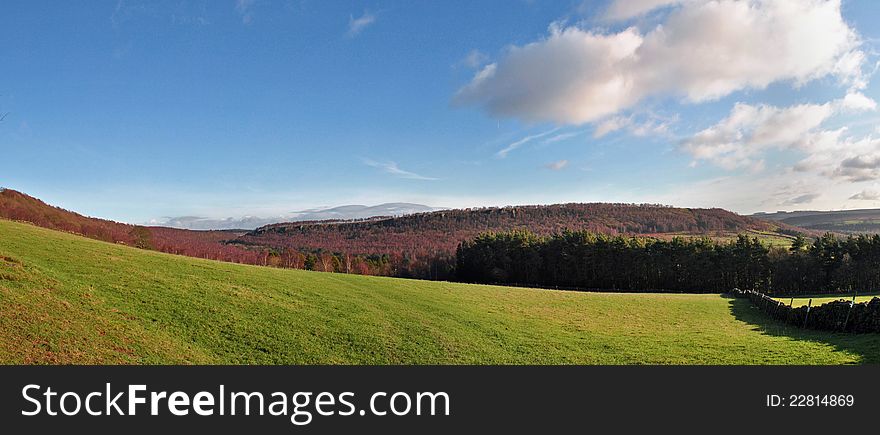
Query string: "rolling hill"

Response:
xmin=236 ymin=203 xmax=809 ymax=277
xmin=0 ymin=188 xmax=263 ymax=264
xmin=1 ymin=188 xmax=809 ymax=280
xmin=1 ymin=218 xmax=878 ymax=364
xmin=753 ymin=209 xmax=880 ymax=234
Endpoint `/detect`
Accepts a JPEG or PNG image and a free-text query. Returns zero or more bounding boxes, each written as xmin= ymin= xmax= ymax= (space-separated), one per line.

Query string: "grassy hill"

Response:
xmin=1 ymin=219 xmax=878 ymax=364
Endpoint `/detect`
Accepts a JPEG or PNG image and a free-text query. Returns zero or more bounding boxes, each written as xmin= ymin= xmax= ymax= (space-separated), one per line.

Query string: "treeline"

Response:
xmin=455 ymin=230 xmax=880 ymax=295
xmin=6 ymin=188 xmax=838 ymax=286
xmin=237 ymin=202 xmax=807 ymax=280
xmin=237 ymin=247 xmax=455 ymax=280
xmin=244 ymin=203 xmax=799 ymax=258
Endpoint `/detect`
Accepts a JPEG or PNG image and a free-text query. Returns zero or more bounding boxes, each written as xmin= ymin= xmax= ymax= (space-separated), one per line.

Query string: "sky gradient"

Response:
xmin=2 ymin=0 xmax=880 ymax=225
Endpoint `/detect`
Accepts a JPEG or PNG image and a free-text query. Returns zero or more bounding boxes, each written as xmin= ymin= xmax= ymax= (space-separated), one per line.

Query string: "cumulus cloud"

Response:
xmin=833 ymin=152 xmax=880 ymax=182
xmin=785 ymin=129 xmax=880 ymax=184
xmin=455 ymin=0 xmax=865 ymax=125
xmin=348 ymin=11 xmax=376 ymax=36
xmin=849 ymin=190 xmax=880 ymax=201
xmin=683 ymin=101 xmax=834 ymax=170
xmin=683 ymin=87 xmax=879 ymax=171
xmin=840 ymin=92 xmax=878 ymax=111
xmin=456 ymin=25 xmax=643 ymax=124
xmin=544 ymin=160 xmax=569 ymax=170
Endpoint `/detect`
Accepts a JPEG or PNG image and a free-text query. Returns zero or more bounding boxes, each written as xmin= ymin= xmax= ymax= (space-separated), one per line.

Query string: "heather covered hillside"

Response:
xmin=1 ymin=188 xmax=808 ymax=279
xmin=235 ymin=203 xmax=808 ymax=276
xmin=0 ymin=187 xmax=146 ymax=245
xmin=0 ymin=188 xmax=261 ymax=264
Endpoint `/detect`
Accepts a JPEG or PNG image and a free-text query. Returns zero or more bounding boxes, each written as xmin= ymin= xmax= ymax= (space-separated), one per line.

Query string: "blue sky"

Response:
xmin=2 ymin=0 xmax=880 ymax=225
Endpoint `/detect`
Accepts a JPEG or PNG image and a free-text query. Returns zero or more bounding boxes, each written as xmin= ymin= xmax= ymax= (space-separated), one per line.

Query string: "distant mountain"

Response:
xmin=752 ymin=209 xmax=880 ymax=234
xmin=158 ymin=215 xmax=291 ymax=231
xmin=158 ymin=203 xmax=438 ymax=230
xmin=288 ymin=203 xmax=438 ymax=222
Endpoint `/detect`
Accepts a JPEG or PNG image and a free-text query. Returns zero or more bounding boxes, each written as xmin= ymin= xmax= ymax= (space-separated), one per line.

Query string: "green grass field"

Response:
xmin=773 ymin=294 xmax=880 ymax=308
xmin=1 ymin=219 xmax=879 ymax=364
xmin=659 ymin=230 xmax=795 ymax=248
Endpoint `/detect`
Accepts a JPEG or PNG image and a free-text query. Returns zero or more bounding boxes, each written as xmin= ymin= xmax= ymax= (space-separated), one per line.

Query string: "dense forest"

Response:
xmin=456 ymin=231 xmax=880 ymax=295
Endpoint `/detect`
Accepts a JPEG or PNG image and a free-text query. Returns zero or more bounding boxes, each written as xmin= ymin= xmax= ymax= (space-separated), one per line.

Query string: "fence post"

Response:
xmin=789 ymin=297 xmax=793 ymax=307
xmin=803 ymin=299 xmax=812 ymax=329
xmin=842 ymin=295 xmax=856 ymax=332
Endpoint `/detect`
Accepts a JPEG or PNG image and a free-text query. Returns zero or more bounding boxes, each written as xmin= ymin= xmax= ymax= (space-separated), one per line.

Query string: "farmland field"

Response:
xmin=1 ymin=219 xmax=879 ymax=365
xmin=653 ymin=230 xmax=796 ymax=248
xmin=772 ymin=294 xmax=880 ymax=308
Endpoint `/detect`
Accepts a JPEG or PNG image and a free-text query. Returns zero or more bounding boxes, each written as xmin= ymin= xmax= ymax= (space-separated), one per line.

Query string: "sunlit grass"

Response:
xmin=2 ymin=219 xmax=878 ymax=365
xmin=772 ymin=294 xmax=880 ymax=308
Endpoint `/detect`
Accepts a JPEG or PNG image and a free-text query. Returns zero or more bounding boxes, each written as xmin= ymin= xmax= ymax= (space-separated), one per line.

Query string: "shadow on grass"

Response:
xmin=727 ymin=296 xmax=880 ymax=364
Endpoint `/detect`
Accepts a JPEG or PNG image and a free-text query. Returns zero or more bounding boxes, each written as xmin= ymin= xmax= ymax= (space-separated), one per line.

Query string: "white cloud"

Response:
xmin=456 ymin=25 xmax=643 ymax=124
xmin=683 ymin=101 xmax=834 ymax=170
xmin=593 ymin=116 xmax=631 ymax=138
xmin=792 ymin=131 xmax=880 ymax=182
xmin=603 ymin=0 xmax=683 ymax=21
xmin=593 ymin=114 xmax=673 ymax=138
xmin=544 ymin=160 xmax=569 ymax=170
xmin=496 ymin=128 xmax=560 ymax=158
xmin=456 ymin=0 xmax=865 ymax=125
xmin=682 ymin=87 xmax=880 ymax=173
xmin=363 ymin=159 xmax=437 ymax=181
xmin=348 ymin=11 xmax=376 ymax=36
xmin=840 ymin=92 xmax=878 ymax=111
xmin=630 ymin=119 xmax=671 ymax=137
xmin=849 ymin=190 xmax=880 ymax=201
xmin=458 ymin=50 xmax=489 ymax=69
xmin=833 ymin=151 xmax=880 ymax=182
xmin=542 ymin=131 xmax=582 ymax=144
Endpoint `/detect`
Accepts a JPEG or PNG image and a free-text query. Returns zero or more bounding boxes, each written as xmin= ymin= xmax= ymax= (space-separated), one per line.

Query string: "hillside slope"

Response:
xmin=753 ymin=209 xmax=880 ymax=234
xmin=2 ymin=219 xmax=877 ymax=364
xmin=0 ymin=188 xmax=810 ymax=279
xmin=239 ymin=203 xmax=808 ymax=276
xmin=0 ymin=188 xmax=262 ymax=263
